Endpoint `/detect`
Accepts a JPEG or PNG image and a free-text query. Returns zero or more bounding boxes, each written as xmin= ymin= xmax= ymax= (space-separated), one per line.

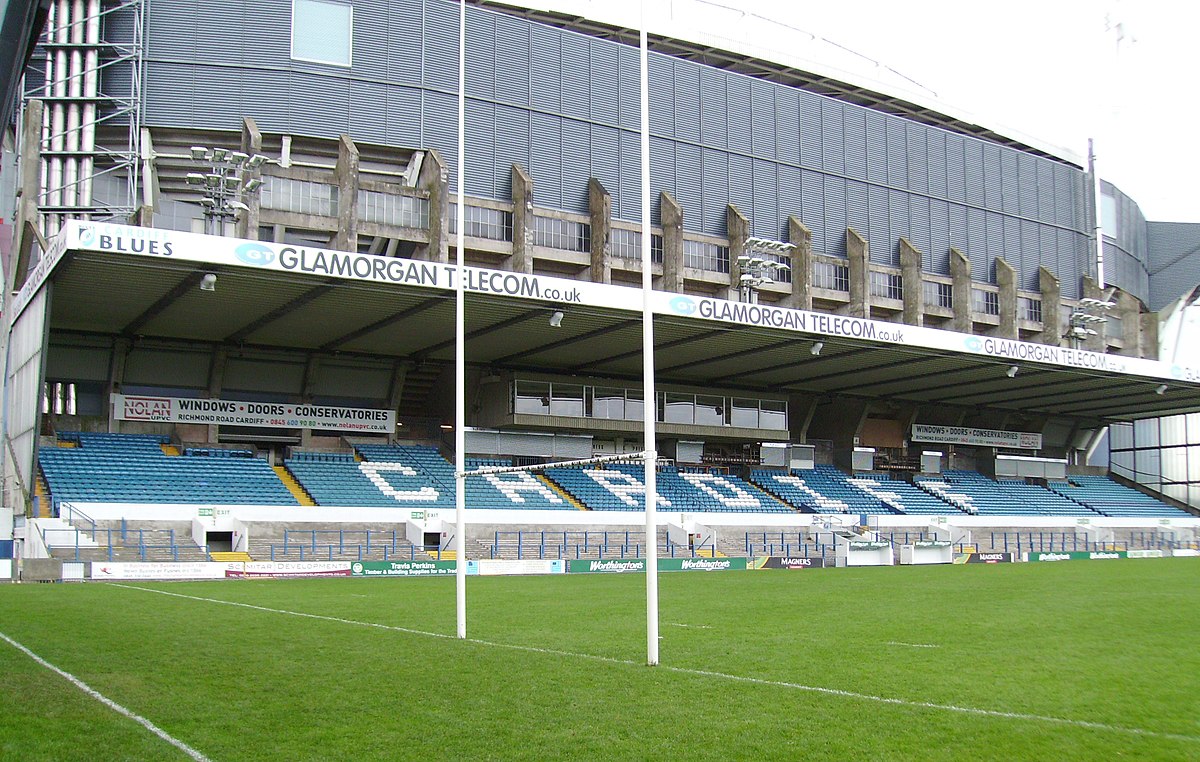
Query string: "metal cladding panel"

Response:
xmin=387 ymin=2 xmax=423 ymax=83
xmin=648 ymin=55 xmax=677 ymax=137
xmin=727 ymin=75 xmax=753 ymax=155
xmin=494 ymin=103 xmax=530 ymax=184
xmin=494 ymin=13 xmax=530 ymax=106
xmin=987 ymin=211 xmax=1005 ymax=270
xmin=1038 ymin=226 xmax=1057 ymax=290
xmin=967 ymin=208 xmax=988 ymax=280
xmin=562 ymin=119 xmax=592 ymax=211
xmin=351 ymin=79 xmax=389 ymax=144
xmin=945 ymin=133 xmax=966 ymax=202
xmin=864 ymin=111 xmax=888 ymax=185
xmin=701 ymin=148 xmax=730 ymax=235
xmin=1054 ymin=164 xmax=1077 ymax=227
xmin=699 ymin=67 xmax=727 ymax=149
xmin=672 ymin=59 xmax=702 ymax=143
xmin=750 ymin=79 xmax=776 ymax=160
xmin=588 ymin=123 xmax=620 ymax=204
xmin=824 ymin=175 xmax=847 ymax=257
xmin=588 ymin=40 xmax=618 ymax=125
xmin=728 ymin=153 xmax=753 ymax=224
xmin=778 ymin=165 xmax=802 ymax=232
xmin=820 ymin=100 xmax=845 ymax=176
xmin=907 ymin=122 xmax=928 ymax=195
xmin=1004 ymin=216 xmax=1021 ymax=280
xmin=1000 ymin=150 xmax=1019 ymax=215
xmin=354 ymin=3 xmax=390 ymax=76
xmin=650 ymin=136 xmax=677 ymax=222
xmin=386 ymin=86 xmax=423 ymax=147
xmin=752 ymin=159 xmax=779 ymax=237
xmin=146 ymin=1 xmax=196 ymax=58
xmin=424 ymin=90 xmax=458 ymax=178
xmin=224 ymin=357 xmax=305 ymax=395
xmin=927 ymin=131 xmax=947 ymax=198
xmin=846 ymin=178 xmax=869 ymax=257
xmin=464 ymin=11 xmax=497 ymax=100
xmin=868 ymin=185 xmax=890 ymax=264
xmin=617 ymin=46 xmax=640 ymax=131
xmin=774 ymin=87 xmax=799 ymax=165
xmin=983 ymin=144 xmax=1002 ymax=209
xmin=801 ymin=170 xmax=824 ymax=251
xmin=1058 ymin=228 xmax=1082 ymax=299
xmin=561 ymin=32 xmax=591 ymax=120
xmin=949 ymin=202 xmax=968 ymax=255
xmin=530 ymin=111 xmax=563 ymax=209
xmin=798 ymin=91 xmax=822 ymax=170
xmin=617 ymin=129 xmax=641 ymax=222
xmin=843 ymin=108 xmax=867 ymax=181
xmin=1036 ymin=160 xmax=1057 ymax=223
xmin=143 ymin=61 xmax=198 ymax=126
xmin=125 ymin=348 xmax=211 ymax=388
xmin=289 ymin=73 xmax=350 ymax=135
xmin=1018 ymin=153 xmax=1038 ymax=218
xmin=909 ymin=196 xmax=931 ymax=265
xmin=963 ymin=140 xmax=984 ymax=207
xmin=465 ymin=100 xmax=497 ymax=198
xmin=531 ymin=24 xmax=562 ymax=113
xmin=888 ymin=189 xmax=907 ymax=263
xmin=423 ymin=0 xmax=458 ymax=93
xmin=886 ymin=119 xmax=906 ymax=188
xmin=929 ymin=199 xmax=950 ymax=273
xmin=675 ymin=142 xmax=703 ymax=224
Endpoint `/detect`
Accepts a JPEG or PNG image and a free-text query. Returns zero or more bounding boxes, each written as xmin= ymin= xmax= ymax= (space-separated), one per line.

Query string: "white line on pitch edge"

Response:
xmin=0 ymin=630 xmax=213 ymax=762
xmin=885 ymin=641 xmax=940 ymax=648
xmin=115 ymin=584 xmax=1200 ymax=745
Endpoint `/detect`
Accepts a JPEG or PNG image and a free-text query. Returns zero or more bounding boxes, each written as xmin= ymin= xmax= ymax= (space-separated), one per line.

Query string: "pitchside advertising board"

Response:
xmin=953 ymin=552 xmax=1015 ymax=564
xmin=112 ymin=393 xmax=395 ymax=433
xmin=35 ymin=220 xmax=1200 ymax=384
xmin=567 ymin=557 xmax=749 ymax=573
xmin=753 ymin=556 xmax=827 ymax=569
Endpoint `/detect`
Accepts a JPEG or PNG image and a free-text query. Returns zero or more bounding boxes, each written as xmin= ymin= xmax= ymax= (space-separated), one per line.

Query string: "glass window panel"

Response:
xmin=1134 ymin=448 xmax=1160 ymax=484
xmin=695 ymin=395 xmax=725 ymax=426
xmin=550 ymin=383 xmax=585 ymax=417
xmin=514 ymin=381 xmax=550 ymax=414
xmin=624 ymin=389 xmax=644 ymax=422
xmin=1189 ymin=446 xmax=1200 ymax=482
xmin=730 ymin=397 xmax=759 ymax=428
xmin=663 ymin=392 xmax=694 ymax=424
xmin=1161 ymin=415 xmax=1187 ymax=446
xmin=591 ymin=387 xmax=624 ymax=420
xmin=760 ymin=399 xmax=787 ymax=430
xmin=1109 ymin=422 xmax=1133 ymax=450
xmin=1133 ymin=418 xmax=1159 ymax=448
xmin=292 ymin=0 xmax=352 ymax=67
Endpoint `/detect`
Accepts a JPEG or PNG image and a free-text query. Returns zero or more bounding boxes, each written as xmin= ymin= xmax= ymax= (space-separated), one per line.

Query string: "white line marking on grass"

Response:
xmin=114 ymin=585 xmax=1200 ymax=745
xmin=666 ymin=623 xmax=712 ymax=629
xmin=0 ymin=630 xmax=213 ymax=762
xmin=885 ymin=641 xmax=939 ymax=648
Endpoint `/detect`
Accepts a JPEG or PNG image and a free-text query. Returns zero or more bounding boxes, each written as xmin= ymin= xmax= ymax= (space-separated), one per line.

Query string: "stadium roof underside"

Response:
xmin=40 ymin=242 xmax=1200 ymax=427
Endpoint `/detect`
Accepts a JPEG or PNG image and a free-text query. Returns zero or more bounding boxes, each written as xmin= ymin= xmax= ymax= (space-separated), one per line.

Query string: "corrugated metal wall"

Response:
xmin=120 ymin=0 xmax=1097 ymax=295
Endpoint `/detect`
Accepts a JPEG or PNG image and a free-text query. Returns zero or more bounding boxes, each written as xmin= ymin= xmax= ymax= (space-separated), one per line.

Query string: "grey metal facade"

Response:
xmin=1147 ymin=221 xmax=1200 ymax=311
xmin=111 ymin=0 xmax=1108 ymax=297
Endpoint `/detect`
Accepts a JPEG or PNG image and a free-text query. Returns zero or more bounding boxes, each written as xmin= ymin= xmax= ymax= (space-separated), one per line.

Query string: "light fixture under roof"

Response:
xmin=1006 ymin=365 xmax=1019 ymax=378
xmin=810 ymin=341 xmax=823 ymax=356
xmin=199 ymin=273 xmax=217 ymax=292
xmin=549 ymin=310 xmax=564 ymax=328
xmin=1155 ymin=384 xmax=1168 ymax=395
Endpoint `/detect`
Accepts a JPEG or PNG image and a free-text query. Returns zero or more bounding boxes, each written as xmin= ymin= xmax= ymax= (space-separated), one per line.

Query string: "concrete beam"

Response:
xmin=660 ymin=191 xmax=684 ymax=293
xmin=995 ymin=256 xmax=1018 ymax=339
xmin=950 ymin=247 xmax=972 ymax=333
xmin=511 ymin=164 xmax=535 ymax=275
xmin=726 ymin=204 xmax=749 ymax=302
xmin=787 ymin=217 xmax=813 ymax=311
xmin=898 ymin=237 xmax=923 ymax=326
xmin=239 ymin=117 xmax=264 ymax=239
xmin=1116 ymin=288 xmax=1142 ymax=357
xmin=332 ymin=134 xmax=360 ymax=252
xmin=587 ymin=178 xmax=612 ymax=284
xmin=846 ymin=228 xmax=869 ymax=318
xmin=10 ymin=99 xmax=43 ymax=291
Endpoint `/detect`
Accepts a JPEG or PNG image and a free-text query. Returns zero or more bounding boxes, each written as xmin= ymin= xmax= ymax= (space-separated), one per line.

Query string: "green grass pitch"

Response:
xmin=1 ymin=559 xmax=1198 ymax=760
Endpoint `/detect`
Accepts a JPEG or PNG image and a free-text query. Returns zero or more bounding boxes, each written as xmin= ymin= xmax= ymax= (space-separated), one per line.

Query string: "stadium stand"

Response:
xmin=1048 ymin=475 xmax=1191 ymax=518
xmin=39 ymin=432 xmax=297 ymax=507
xmin=750 ymin=465 xmax=897 ymax=514
xmin=914 ymin=471 xmax=1097 ymax=517
xmin=846 ymin=473 xmax=966 ymax=515
xmin=544 ymin=463 xmax=791 ymax=513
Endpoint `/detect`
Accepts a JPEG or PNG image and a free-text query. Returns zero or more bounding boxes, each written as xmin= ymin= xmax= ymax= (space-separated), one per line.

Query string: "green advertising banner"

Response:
xmin=568 ymin=558 xmax=748 ymax=574
xmin=351 ymin=560 xmax=456 ymax=577
xmin=1026 ymin=551 xmax=1127 ymax=562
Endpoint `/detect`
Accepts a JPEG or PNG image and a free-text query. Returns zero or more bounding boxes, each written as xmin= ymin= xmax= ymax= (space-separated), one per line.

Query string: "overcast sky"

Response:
xmin=572 ymin=0 xmax=1200 ymax=223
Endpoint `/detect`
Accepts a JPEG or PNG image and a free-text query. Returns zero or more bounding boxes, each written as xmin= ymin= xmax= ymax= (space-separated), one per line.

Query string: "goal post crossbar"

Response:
xmin=457 ymin=451 xmax=659 ymax=479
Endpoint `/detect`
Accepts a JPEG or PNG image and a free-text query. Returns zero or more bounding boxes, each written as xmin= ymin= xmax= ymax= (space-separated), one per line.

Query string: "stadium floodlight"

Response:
xmin=188 ymin=145 xmax=272 ymax=236
xmin=810 ymin=341 xmax=823 ymax=356
xmin=190 ymin=146 xmax=209 ymax=161
xmin=1006 ymin=365 xmax=1019 ymax=378
xmin=185 ymin=173 xmax=205 ymax=186
xmin=740 ymin=235 xmax=795 ymax=304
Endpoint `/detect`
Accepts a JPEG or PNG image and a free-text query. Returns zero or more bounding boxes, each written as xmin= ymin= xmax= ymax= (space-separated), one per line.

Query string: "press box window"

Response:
xmin=292 ymin=0 xmax=352 ymax=67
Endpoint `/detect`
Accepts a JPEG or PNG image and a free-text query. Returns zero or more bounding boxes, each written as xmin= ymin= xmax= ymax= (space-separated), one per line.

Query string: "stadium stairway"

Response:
xmin=210 ymin=551 xmax=253 ymax=563
xmin=274 ymin=465 xmax=316 ymax=506
xmin=34 ymin=469 xmax=51 ymax=518
xmin=540 ymin=476 xmax=587 ymax=509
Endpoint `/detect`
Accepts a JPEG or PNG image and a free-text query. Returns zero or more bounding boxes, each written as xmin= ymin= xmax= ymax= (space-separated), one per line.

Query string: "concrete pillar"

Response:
xmin=418 ymin=149 xmax=448 ymax=263
xmin=206 ymin=348 xmax=228 ymax=444
xmin=847 ymin=228 xmax=870 ymax=319
xmin=239 ymin=117 xmax=264 ymax=240
xmin=332 ymin=134 xmax=360 ymax=252
xmin=510 ymin=164 xmax=535 ymax=275
xmin=587 ymin=178 xmax=612 ymax=284
xmin=1116 ymin=289 xmax=1141 ymax=357
xmin=387 ymin=362 xmax=409 ymax=443
xmin=788 ymin=393 xmax=818 ymax=443
xmin=107 ymin=338 xmax=132 ymax=433
xmin=1037 ymin=267 xmax=1062 ymax=346
xmin=726 ymin=204 xmax=749 ymax=302
xmin=133 ymin=127 xmax=157 ymax=227
xmin=787 ymin=217 xmax=813 ymax=311
xmin=995 ymin=256 xmax=1018 ymax=340
xmin=950 ymin=247 xmax=972 ymax=333
xmin=1140 ymin=312 xmax=1158 ymax=360
xmin=660 ymin=191 xmax=684 ymax=293
xmin=898 ymin=237 xmax=923 ymax=326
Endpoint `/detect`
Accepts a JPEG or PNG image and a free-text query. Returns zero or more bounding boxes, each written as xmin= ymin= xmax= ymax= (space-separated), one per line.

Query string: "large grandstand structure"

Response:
xmin=2 ymin=0 xmax=1200 ymax=576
